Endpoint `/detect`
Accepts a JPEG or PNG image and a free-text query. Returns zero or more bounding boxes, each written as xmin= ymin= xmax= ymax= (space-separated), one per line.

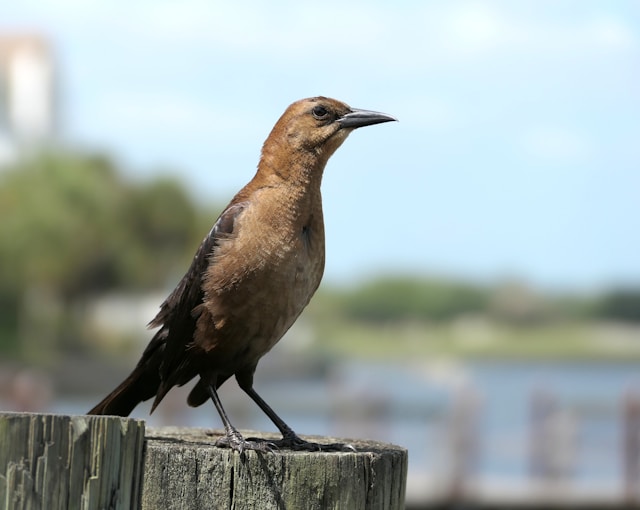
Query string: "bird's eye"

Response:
xmin=312 ymin=105 xmax=329 ymax=119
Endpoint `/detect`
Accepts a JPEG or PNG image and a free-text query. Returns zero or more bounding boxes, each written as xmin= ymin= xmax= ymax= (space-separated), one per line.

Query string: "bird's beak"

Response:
xmin=337 ymin=108 xmax=397 ymax=129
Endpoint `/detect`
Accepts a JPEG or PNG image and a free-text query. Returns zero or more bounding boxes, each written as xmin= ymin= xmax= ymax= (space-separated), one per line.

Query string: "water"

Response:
xmin=469 ymin=361 xmax=640 ymax=485
xmin=52 ymin=359 xmax=640 ymax=491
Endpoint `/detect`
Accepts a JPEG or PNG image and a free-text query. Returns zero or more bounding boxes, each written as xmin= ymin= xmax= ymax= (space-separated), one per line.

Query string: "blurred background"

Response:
xmin=0 ymin=1 xmax=639 ymax=508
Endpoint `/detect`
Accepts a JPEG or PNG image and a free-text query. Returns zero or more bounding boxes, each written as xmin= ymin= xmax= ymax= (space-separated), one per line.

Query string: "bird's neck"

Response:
xmin=255 ymin=144 xmax=328 ymax=197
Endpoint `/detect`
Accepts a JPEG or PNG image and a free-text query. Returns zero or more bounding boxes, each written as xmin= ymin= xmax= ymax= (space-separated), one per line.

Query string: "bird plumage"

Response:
xmin=88 ymin=96 xmax=396 ymax=452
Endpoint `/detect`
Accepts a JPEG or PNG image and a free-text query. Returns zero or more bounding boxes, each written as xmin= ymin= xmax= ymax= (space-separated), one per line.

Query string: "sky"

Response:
xmin=1 ymin=0 xmax=638 ymax=291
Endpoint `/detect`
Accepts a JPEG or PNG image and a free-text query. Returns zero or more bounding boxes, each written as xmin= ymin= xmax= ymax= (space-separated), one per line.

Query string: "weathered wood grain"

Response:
xmin=0 ymin=412 xmax=145 ymax=510
xmin=142 ymin=427 xmax=407 ymax=510
xmin=1 ymin=416 xmax=407 ymax=509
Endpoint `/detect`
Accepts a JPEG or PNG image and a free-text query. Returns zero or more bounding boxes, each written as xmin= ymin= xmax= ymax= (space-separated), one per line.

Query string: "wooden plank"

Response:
xmin=141 ymin=427 xmax=408 ymax=510
xmin=0 ymin=412 xmax=145 ymax=510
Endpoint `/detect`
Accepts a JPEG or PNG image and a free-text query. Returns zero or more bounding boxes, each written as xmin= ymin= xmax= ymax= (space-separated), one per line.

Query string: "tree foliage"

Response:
xmin=0 ymin=151 xmax=218 ymax=355
xmin=339 ymin=276 xmax=488 ymax=323
xmin=0 ymin=152 xmax=212 ymax=299
xmin=329 ymin=277 xmax=640 ymax=326
xmin=597 ymin=289 xmax=640 ymax=323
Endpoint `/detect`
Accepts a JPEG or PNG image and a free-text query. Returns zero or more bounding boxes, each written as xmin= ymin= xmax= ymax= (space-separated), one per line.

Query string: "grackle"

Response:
xmin=88 ymin=97 xmax=396 ymax=452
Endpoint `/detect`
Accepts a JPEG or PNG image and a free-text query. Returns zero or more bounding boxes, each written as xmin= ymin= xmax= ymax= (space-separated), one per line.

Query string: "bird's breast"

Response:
xmin=197 ymin=191 xmax=325 ymax=365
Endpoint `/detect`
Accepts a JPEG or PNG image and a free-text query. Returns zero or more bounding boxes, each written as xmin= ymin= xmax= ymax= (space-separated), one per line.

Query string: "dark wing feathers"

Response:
xmin=145 ymin=201 xmax=249 ymax=409
xmin=151 ymin=201 xmax=248 ymax=328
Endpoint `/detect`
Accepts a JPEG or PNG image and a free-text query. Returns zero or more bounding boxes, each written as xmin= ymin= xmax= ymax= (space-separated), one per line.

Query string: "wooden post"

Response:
xmin=529 ymin=389 xmax=577 ymax=492
xmin=445 ymin=386 xmax=481 ymax=502
xmin=0 ymin=412 xmax=145 ymax=510
xmin=142 ymin=427 xmax=408 ymax=510
xmin=1 ymin=414 xmax=408 ymax=510
xmin=624 ymin=391 xmax=640 ymax=503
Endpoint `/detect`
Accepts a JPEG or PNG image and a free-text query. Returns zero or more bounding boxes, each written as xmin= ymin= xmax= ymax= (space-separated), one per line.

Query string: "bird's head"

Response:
xmin=259 ymin=97 xmax=396 ymax=179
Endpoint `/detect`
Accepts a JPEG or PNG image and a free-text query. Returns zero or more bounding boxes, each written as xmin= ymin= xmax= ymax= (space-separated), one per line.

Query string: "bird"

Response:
xmin=88 ymin=96 xmax=396 ymax=453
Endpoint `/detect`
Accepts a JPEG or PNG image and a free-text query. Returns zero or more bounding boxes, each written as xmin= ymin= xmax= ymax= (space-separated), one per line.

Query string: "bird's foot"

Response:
xmin=268 ymin=432 xmax=356 ymax=452
xmin=215 ymin=428 xmax=276 ymax=454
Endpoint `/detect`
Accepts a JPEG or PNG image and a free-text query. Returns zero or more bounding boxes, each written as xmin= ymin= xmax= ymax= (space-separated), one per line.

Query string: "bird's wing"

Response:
xmin=144 ymin=201 xmax=249 ymax=399
xmin=149 ymin=201 xmax=248 ymax=328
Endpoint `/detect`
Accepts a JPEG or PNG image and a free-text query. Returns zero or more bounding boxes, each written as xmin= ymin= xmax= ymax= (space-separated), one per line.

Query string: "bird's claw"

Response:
xmin=245 ymin=437 xmax=279 ymax=451
xmin=215 ymin=429 xmax=275 ymax=454
xmin=271 ymin=433 xmax=357 ymax=453
xmin=211 ymin=429 xmax=355 ymax=453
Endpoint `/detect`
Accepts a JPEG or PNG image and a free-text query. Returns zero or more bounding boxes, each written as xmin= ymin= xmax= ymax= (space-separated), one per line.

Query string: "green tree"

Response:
xmin=597 ymin=289 xmax=640 ymax=323
xmin=0 ymin=151 xmax=217 ymax=357
xmin=340 ymin=276 xmax=488 ymax=323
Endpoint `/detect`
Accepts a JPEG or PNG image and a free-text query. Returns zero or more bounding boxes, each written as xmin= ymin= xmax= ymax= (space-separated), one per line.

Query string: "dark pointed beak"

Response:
xmin=337 ymin=108 xmax=397 ymax=129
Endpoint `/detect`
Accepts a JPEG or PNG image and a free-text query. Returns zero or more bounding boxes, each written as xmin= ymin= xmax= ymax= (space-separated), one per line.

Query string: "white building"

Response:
xmin=0 ymin=34 xmax=56 ymax=165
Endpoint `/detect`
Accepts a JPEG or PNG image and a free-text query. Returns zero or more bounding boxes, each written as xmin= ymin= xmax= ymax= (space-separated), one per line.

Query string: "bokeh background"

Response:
xmin=1 ymin=1 xmax=639 ymax=507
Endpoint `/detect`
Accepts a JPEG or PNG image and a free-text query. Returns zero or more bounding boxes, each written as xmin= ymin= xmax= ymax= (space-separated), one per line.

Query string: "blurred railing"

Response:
xmin=404 ymin=387 xmax=640 ymax=509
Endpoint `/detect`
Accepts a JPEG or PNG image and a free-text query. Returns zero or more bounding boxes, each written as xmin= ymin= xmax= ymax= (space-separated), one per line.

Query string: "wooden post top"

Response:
xmin=143 ymin=427 xmax=408 ymax=510
xmin=0 ymin=413 xmax=407 ymax=510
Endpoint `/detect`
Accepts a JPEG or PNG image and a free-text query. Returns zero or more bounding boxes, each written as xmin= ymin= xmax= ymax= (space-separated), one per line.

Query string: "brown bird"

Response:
xmin=88 ymin=96 xmax=396 ymax=452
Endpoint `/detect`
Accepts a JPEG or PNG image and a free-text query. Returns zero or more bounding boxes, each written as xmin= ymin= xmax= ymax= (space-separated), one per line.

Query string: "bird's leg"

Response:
xmin=241 ymin=384 xmax=356 ymax=453
xmin=205 ymin=382 xmax=273 ymax=454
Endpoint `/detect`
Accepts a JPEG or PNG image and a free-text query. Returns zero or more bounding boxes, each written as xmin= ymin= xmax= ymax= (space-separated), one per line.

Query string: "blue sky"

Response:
xmin=2 ymin=1 xmax=639 ymax=290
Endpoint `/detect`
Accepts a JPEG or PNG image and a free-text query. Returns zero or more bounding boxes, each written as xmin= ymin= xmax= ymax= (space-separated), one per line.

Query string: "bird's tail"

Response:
xmin=87 ymin=363 xmax=160 ymax=416
xmin=88 ymin=335 xmax=165 ymax=416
